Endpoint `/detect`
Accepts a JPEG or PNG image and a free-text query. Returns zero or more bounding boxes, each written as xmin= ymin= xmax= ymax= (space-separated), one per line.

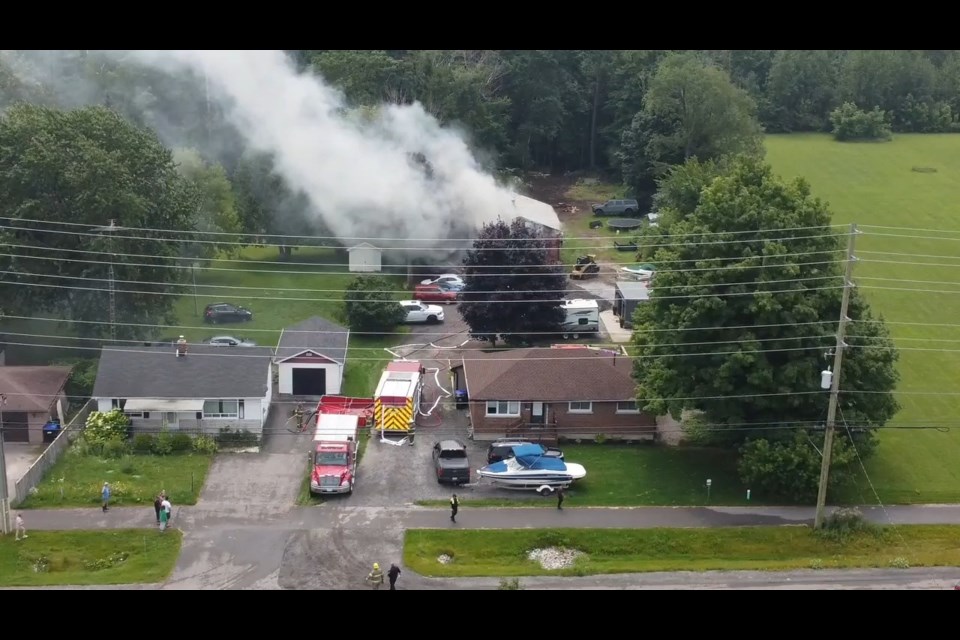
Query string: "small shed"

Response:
xmin=347 ymin=242 xmax=382 ymax=273
xmin=614 ymin=281 xmax=650 ymax=329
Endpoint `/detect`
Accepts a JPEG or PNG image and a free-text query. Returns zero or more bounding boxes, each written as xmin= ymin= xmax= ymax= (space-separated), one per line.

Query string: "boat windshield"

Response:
xmin=315 ymin=451 xmax=348 ymax=466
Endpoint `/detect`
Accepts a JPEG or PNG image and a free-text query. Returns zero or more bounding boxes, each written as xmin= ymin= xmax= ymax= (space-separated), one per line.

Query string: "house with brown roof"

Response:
xmin=452 ymin=346 xmax=656 ymax=443
xmin=0 ymin=366 xmax=71 ymax=444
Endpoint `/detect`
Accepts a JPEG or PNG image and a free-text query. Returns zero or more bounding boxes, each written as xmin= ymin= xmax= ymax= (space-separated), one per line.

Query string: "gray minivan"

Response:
xmin=592 ymin=199 xmax=639 ymax=216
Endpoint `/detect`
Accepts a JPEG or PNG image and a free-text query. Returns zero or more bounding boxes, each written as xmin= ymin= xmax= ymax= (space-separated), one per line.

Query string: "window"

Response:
xmin=616 ymin=401 xmax=640 ymax=414
xmin=203 ymin=399 xmax=245 ymax=419
xmin=568 ymin=401 xmax=593 ymax=413
xmin=486 ymin=401 xmax=520 ymax=417
xmin=112 ymin=398 xmax=142 ymax=419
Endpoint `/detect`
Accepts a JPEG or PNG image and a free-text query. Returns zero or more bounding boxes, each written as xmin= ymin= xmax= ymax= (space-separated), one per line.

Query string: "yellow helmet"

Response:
xmin=373 ymin=563 xmax=380 ymax=570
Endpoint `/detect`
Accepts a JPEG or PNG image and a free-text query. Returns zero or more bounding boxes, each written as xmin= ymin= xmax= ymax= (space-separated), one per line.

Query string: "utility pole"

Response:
xmin=1 ymin=393 xmax=10 ymax=534
xmin=94 ymin=220 xmax=119 ymax=342
xmin=814 ymin=223 xmax=859 ymax=529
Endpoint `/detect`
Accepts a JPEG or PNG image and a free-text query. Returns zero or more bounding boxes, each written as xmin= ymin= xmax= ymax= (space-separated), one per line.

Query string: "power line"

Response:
xmin=0 ymin=337 xmax=836 ymax=360
xmin=0 ymin=313 xmax=841 ymax=336
xmin=0 ymin=267 xmax=845 ymax=297
xmin=0 ymin=222 xmax=850 ymax=252
xmin=0 ymin=245 xmax=848 ymax=276
xmin=0 ymin=275 xmax=849 ymax=304
xmin=0 ymin=214 xmax=848 ymax=242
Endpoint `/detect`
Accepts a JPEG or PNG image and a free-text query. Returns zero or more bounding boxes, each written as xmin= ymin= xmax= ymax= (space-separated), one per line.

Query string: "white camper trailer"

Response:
xmin=561 ymin=299 xmax=600 ymax=338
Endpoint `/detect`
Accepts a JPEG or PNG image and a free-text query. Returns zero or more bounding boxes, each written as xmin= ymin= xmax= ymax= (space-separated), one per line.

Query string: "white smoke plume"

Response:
xmin=122 ymin=50 xmax=519 ymax=251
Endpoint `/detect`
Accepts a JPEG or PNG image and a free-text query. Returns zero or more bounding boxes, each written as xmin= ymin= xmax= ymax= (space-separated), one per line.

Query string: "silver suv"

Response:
xmin=592 ymin=199 xmax=639 ymax=216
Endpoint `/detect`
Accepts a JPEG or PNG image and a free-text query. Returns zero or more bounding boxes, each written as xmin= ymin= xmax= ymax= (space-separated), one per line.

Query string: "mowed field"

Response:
xmin=766 ymin=133 xmax=960 ymax=503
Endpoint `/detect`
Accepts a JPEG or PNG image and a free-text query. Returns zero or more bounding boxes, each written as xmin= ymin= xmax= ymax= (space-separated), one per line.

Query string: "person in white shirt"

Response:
xmin=161 ymin=497 xmax=172 ymax=526
xmin=15 ymin=513 xmax=27 ymax=541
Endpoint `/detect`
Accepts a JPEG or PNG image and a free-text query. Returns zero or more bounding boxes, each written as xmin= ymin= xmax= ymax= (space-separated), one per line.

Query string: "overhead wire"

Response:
xmin=0 ymin=214 xmax=848 ymax=242
xmin=0 ymin=221 xmax=849 ymax=251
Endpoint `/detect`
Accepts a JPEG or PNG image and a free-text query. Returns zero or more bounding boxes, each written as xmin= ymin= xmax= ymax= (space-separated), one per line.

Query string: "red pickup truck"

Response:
xmin=414 ymin=284 xmax=457 ymax=304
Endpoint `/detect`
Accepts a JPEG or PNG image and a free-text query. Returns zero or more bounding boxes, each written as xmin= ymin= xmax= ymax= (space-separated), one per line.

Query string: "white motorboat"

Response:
xmin=477 ymin=444 xmax=586 ymax=494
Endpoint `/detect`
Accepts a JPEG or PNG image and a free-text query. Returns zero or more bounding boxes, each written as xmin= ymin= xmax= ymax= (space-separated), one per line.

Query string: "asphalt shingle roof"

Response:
xmin=0 ymin=366 xmax=71 ymax=412
xmin=460 ymin=347 xmax=636 ymax=402
xmin=91 ymin=345 xmax=273 ymax=399
xmin=275 ymin=316 xmax=349 ymax=363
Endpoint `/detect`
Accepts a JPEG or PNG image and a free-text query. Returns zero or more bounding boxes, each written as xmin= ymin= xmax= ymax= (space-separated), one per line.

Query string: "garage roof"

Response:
xmin=0 ymin=366 xmax=71 ymax=412
xmin=275 ymin=316 xmax=349 ymax=364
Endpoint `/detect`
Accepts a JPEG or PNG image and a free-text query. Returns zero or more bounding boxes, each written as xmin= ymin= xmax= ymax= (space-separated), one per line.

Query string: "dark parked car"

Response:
xmin=203 ymin=303 xmax=253 ymax=324
xmin=433 ymin=440 xmax=471 ymax=485
xmin=487 ymin=439 xmax=564 ymax=464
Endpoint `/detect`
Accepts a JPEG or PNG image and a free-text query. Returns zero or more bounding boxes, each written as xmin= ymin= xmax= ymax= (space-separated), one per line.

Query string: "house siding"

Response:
xmin=95 ymin=397 xmax=268 ymax=438
xmin=469 ymin=400 xmax=655 ymax=442
xmin=278 ymin=361 xmax=342 ymax=395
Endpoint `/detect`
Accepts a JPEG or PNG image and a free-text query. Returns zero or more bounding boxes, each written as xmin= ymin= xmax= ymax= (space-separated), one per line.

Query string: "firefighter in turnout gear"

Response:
xmin=294 ymin=402 xmax=305 ymax=432
xmin=366 ymin=563 xmax=385 ymax=589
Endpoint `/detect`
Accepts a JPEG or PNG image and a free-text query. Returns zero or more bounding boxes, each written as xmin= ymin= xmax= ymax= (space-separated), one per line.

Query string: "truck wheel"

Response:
xmin=562 ymin=333 xmax=569 ymax=339
xmin=538 ymin=485 xmax=554 ymax=496
xmin=572 ymin=333 xmax=580 ymax=339
xmin=428 ymin=315 xmax=438 ymax=323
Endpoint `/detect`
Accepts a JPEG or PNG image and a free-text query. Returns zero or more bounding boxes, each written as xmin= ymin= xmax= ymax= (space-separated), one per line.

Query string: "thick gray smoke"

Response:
xmin=1 ymin=50 xmax=526 ymax=253
xmin=126 ymin=50 xmax=519 ymax=251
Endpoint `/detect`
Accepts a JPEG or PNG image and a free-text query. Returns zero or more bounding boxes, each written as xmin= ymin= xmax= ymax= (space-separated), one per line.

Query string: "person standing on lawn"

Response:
xmin=101 ymin=482 xmax=111 ymax=512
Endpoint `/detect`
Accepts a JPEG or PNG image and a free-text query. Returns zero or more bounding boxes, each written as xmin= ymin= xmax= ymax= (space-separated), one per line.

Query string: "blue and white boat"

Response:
xmin=477 ymin=444 xmax=586 ymax=493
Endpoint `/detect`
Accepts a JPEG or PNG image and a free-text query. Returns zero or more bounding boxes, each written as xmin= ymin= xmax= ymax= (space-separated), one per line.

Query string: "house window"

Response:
xmin=486 ymin=401 xmax=520 ymax=417
xmin=568 ymin=401 xmax=593 ymax=414
xmin=111 ymin=398 xmax=142 ymax=419
xmin=616 ymin=401 xmax=640 ymax=414
xmin=203 ymin=399 xmax=244 ymax=419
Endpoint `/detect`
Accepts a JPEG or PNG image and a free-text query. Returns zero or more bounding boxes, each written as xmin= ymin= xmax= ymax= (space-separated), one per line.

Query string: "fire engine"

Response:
xmin=373 ymin=360 xmax=423 ymax=435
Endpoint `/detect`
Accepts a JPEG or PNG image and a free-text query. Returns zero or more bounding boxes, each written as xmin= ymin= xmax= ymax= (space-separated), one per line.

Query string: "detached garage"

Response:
xmin=275 ymin=317 xmax=350 ymax=397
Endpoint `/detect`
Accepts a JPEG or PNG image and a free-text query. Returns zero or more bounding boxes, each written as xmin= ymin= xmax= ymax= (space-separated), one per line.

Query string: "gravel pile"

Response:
xmin=437 ymin=554 xmax=453 ymax=564
xmin=527 ymin=547 xmax=584 ymax=570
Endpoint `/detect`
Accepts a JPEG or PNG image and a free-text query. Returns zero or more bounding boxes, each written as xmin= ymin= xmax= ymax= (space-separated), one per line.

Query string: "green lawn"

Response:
xmin=18 ymin=452 xmax=213 ymax=508
xmin=0 ymin=529 xmax=182 ymax=586
xmin=404 ymin=525 xmax=960 ymax=576
xmin=419 ymin=443 xmax=771 ymax=507
xmin=766 ymin=133 xmax=960 ymax=503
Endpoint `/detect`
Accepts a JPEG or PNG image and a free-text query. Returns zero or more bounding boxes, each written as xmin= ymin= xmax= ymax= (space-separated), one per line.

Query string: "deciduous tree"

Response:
xmin=632 ymin=157 xmax=899 ymax=453
xmin=0 ymin=104 xmax=201 ymax=340
xmin=460 ymin=218 xmax=566 ymax=346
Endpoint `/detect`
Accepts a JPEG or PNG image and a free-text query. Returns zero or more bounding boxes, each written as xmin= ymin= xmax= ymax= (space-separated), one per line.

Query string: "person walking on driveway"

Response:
xmin=161 ymin=496 xmax=172 ymax=527
xmin=450 ymin=494 xmax=459 ymax=523
xmin=159 ymin=503 xmax=169 ymax=532
xmin=101 ymin=482 xmax=111 ymax=512
xmin=366 ymin=563 xmax=384 ymax=590
xmin=387 ymin=563 xmax=401 ymax=590
xmin=154 ymin=494 xmax=163 ymax=523
xmin=557 ymin=487 xmax=564 ymax=510
xmin=15 ymin=513 xmax=27 ymax=541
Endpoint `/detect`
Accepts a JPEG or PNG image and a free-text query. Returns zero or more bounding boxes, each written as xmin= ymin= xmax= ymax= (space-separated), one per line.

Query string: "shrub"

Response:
xmin=192 ymin=434 xmax=219 ymax=454
xmin=818 ymin=507 xmax=874 ymax=543
xmin=153 ymin=431 xmax=174 ymax=456
xmin=343 ymin=275 xmax=407 ymax=332
xmin=83 ymin=410 xmax=130 ymax=445
xmin=170 ymin=433 xmax=193 ymax=452
xmin=132 ymin=433 xmax=156 ymax=453
xmin=101 ymin=439 xmax=131 ymax=459
xmin=216 ymin=427 xmax=260 ymax=448
xmin=498 ymin=578 xmax=524 ymax=590
xmin=829 ymin=102 xmax=892 ymax=142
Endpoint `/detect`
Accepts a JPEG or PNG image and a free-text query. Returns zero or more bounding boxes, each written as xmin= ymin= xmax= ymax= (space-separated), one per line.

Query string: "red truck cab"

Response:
xmin=310 ymin=414 xmax=360 ymax=495
xmin=414 ymin=284 xmax=457 ymax=304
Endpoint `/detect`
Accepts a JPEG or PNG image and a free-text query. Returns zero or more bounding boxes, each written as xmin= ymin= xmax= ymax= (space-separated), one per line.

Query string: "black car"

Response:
xmin=203 ymin=303 xmax=253 ymax=324
xmin=432 ymin=440 xmax=471 ymax=485
xmin=486 ymin=439 xmax=564 ymax=464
